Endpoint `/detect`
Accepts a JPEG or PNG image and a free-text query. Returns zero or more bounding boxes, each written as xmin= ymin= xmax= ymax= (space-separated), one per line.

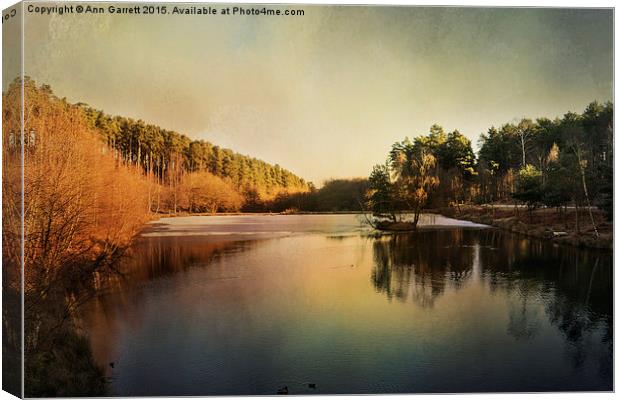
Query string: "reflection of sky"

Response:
xmin=18 ymin=6 xmax=613 ymax=184
xmin=80 ymin=221 xmax=612 ymax=395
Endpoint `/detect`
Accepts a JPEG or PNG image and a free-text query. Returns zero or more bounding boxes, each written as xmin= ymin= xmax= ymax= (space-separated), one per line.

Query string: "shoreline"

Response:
xmin=147 ymin=208 xmax=612 ymax=250
xmin=432 ymin=205 xmax=613 ymax=251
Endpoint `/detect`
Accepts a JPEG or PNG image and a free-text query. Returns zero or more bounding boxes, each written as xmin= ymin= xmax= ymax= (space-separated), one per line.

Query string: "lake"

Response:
xmin=80 ymin=214 xmax=613 ymax=395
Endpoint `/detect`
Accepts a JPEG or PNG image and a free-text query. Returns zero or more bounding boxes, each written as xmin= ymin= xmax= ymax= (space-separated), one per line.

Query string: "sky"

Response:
xmin=17 ymin=5 xmax=613 ymax=185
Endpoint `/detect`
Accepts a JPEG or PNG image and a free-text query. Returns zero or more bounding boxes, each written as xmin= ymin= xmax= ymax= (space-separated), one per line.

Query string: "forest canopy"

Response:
xmin=366 ymin=103 xmax=613 ymax=229
xmin=77 ymin=85 xmax=309 ymax=213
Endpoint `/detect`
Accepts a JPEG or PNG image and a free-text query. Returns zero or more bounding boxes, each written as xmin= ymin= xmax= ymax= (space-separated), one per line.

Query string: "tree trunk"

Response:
xmin=574 ymin=146 xmax=599 ymax=238
xmin=579 ymin=164 xmax=599 ymax=238
xmin=412 ymin=211 xmax=420 ymax=229
xmin=520 ymin=135 xmax=526 ymax=167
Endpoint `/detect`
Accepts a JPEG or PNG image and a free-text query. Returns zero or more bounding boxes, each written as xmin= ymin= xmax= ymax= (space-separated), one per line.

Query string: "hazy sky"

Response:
xmin=20 ymin=5 xmax=613 ymax=184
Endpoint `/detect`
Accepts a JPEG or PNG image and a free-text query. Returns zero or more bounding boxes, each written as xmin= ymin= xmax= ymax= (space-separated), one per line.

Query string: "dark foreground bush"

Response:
xmin=25 ymin=331 xmax=106 ymax=397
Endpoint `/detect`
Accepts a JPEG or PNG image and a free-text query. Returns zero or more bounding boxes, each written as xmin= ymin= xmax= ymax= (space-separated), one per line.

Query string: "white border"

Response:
xmin=0 ymin=1 xmax=616 ymax=400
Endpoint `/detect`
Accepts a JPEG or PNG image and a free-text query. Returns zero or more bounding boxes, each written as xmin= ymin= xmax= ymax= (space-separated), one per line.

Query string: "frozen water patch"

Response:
xmin=142 ymin=213 xmax=489 ymax=238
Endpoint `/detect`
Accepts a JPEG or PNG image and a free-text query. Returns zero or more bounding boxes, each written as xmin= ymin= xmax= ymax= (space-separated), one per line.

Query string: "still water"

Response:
xmin=81 ymin=214 xmax=612 ymax=395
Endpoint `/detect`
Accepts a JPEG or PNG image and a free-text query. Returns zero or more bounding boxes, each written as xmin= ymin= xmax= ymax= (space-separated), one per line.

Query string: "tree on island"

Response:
xmin=365 ymin=135 xmax=440 ymax=230
xmin=366 ymin=163 xmax=396 ymax=222
xmin=390 ymin=138 xmax=440 ymax=228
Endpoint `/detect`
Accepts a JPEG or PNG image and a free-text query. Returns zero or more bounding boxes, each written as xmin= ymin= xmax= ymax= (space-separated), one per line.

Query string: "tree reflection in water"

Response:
xmin=370 ymin=228 xmax=612 ymax=377
xmin=371 ymin=229 xmax=475 ymax=307
xmin=94 ymin=237 xmax=256 ymax=293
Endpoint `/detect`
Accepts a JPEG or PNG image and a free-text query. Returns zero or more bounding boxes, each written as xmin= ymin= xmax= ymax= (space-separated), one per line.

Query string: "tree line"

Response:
xmin=269 ymin=178 xmax=369 ymax=213
xmin=365 ymin=101 xmax=613 ymax=229
xmin=79 ymin=96 xmax=308 ymax=213
xmin=478 ymin=102 xmax=613 ymax=228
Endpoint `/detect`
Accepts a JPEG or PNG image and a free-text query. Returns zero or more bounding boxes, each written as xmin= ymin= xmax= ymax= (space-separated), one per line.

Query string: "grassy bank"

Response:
xmin=435 ymin=205 xmax=612 ymax=250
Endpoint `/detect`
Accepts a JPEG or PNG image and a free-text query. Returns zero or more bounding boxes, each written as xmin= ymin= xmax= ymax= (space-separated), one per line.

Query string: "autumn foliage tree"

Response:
xmin=4 ymin=78 xmax=151 ymax=396
xmin=179 ymin=171 xmax=244 ymax=213
xmin=389 ymin=138 xmax=440 ymax=228
xmin=81 ymin=106 xmax=309 ymax=209
xmin=364 ymin=134 xmax=441 ymax=230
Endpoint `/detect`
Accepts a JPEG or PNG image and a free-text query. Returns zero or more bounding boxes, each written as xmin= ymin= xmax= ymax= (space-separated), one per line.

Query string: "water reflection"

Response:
xmin=370 ymin=229 xmax=612 ymax=386
xmin=95 ymin=237 xmax=256 ymax=292
xmin=81 ymin=216 xmax=612 ymax=395
xmin=371 ymin=230 xmax=479 ymax=306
